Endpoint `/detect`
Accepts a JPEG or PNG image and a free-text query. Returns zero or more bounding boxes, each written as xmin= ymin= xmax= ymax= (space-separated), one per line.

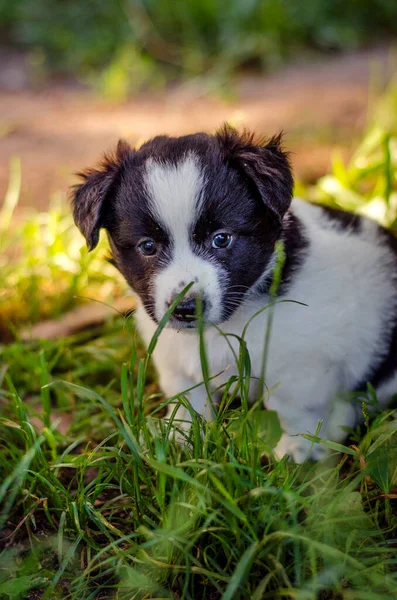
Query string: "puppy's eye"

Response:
xmin=212 ymin=232 xmax=233 ymax=249
xmin=138 ymin=238 xmax=157 ymax=256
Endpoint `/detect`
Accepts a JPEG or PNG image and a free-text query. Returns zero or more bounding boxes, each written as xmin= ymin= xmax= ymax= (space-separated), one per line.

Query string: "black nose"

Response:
xmin=172 ymin=298 xmax=206 ymax=322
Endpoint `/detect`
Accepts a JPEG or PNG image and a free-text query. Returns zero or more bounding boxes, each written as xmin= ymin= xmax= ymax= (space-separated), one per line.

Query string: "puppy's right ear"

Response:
xmin=71 ymin=140 xmax=132 ymax=250
xmin=216 ymin=125 xmax=293 ymax=221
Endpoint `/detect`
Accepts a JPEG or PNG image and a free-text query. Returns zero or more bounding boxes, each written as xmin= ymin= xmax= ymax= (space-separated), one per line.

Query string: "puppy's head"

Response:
xmin=71 ymin=126 xmax=293 ymax=327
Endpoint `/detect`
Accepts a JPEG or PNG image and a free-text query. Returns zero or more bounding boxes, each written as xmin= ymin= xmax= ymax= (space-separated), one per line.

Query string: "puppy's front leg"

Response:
xmin=160 ymin=372 xmax=214 ymax=441
xmin=272 ymin=408 xmax=329 ymax=463
xmin=266 ymin=366 xmax=345 ymax=463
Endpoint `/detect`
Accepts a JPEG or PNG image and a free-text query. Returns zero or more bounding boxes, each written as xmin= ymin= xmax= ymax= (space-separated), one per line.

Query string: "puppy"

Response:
xmin=72 ymin=126 xmax=397 ymax=462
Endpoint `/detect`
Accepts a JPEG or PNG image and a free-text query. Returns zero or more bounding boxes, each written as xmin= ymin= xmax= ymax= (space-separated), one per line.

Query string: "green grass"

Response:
xmin=1 ymin=319 xmax=397 ymax=599
xmin=302 ymin=87 xmax=397 ymax=233
xmin=0 ymin=160 xmax=126 ymax=338
xmin=1 ymin=86 xmax=397 ymax=598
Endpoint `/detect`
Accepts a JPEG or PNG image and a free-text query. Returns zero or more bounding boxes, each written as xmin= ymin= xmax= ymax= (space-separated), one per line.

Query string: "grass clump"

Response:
xmin=0 ymin=159 xmax=126 ymax=338
xmin=1 ymin=86 xmax=397 ymax=598
xmin=1 ymin=327 xmax=397 ymax=599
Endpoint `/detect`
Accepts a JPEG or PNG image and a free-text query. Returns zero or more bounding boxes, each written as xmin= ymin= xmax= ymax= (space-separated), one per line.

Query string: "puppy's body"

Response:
xmin=72 ymin=128 xmax=397 ymax=462
xmin=136 ymin=198 xmax=397 ymax=460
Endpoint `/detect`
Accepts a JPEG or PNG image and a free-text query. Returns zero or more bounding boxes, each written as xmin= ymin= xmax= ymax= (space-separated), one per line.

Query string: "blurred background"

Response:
xmin=1 ymin=0 xmax=397 ymax=337
xmin=1 ymin=0 xmax=397 ymax=211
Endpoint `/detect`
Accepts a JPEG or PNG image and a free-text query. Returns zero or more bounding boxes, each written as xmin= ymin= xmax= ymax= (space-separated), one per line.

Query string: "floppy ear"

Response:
xmin=71 ymin=139 xmax=132 ymax=250
xmin=216 ymin=124 xmax=293 ymax=220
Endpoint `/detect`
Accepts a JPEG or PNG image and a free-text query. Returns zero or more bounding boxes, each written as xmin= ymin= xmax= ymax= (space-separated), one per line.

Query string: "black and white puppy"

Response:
xmin=72 ymin=126 xmax=397 ymax=462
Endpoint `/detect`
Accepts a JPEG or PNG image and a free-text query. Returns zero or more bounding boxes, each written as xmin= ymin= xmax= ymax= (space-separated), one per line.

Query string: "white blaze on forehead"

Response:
xmin=144 ymin=153 xmax=205 ymax=240
xmin=143 ymin=153 xmax=224 ymax=323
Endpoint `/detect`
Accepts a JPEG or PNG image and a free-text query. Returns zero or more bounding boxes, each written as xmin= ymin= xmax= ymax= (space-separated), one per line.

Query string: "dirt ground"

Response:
xmin=0 ymin=46 xmax=395 ymax=211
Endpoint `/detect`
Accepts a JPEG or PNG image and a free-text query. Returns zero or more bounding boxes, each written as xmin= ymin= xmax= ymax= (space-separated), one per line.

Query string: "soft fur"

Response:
xmin=71 ymin=126 xmax=397 ymax=462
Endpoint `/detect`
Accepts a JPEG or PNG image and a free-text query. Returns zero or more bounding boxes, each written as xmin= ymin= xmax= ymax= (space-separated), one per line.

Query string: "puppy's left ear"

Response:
xmin=216 ymin=125 xmax=293 ymax=220
xmin=71 ymin=140 xmax=132 ymax=251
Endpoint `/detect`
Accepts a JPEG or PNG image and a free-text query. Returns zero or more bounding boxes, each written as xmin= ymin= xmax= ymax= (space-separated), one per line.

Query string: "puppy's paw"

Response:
xmin=274 ymin=433 xmax=328 ymax=463
xmin=167 ymin=419 xmax=191 ymax=446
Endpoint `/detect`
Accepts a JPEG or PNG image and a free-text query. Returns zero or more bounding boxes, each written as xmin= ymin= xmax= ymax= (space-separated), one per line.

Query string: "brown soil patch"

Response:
xmin=0 ymin=46 xmax=394 ymax=212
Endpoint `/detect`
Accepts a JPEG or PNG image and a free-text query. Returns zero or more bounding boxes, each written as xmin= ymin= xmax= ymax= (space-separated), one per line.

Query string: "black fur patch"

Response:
xmin=216 ymin=125 xmax=293 ymax=221
xmin=354 ymin=227 xmax=397 ymax=391
xmin=321 ymin=206 xmax=362 ymax=233
xmin=257 ymin=210 xmax=310 ymax=297
xmin=71 ymin=140 xmax=132 ymax=251
xmin=354 ymin=319 xmax=397 ymax=393
xmin=368 ymin=320 xmax=397 ymax=389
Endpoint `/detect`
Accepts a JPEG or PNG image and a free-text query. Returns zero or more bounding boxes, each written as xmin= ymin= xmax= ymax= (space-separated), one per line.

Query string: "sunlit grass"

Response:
xmin=1 ymin=85 xmax=397 ymax=598
xmin=302 ymin=83 xmax=397 ymax=232
xmin=0 ymin=171 xmax=127 ymax=337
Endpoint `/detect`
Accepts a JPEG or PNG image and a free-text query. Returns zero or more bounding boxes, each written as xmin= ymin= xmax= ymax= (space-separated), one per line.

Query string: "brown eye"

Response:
xmin=138 ymin=239 xmax=157 ymax=256
xmin=212 ymin=232 xmax=233 ymax=249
